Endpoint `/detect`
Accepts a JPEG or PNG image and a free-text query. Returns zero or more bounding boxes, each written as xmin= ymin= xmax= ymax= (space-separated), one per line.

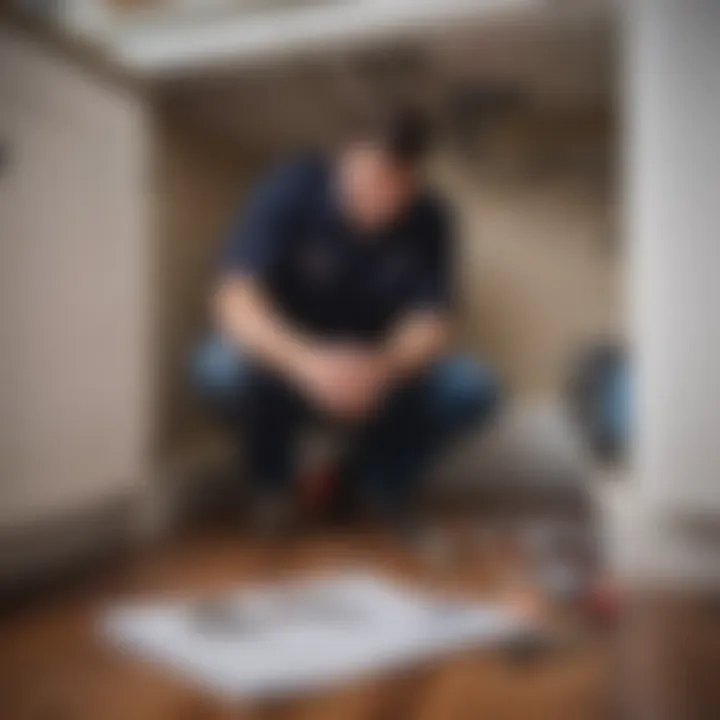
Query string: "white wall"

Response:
xmin=0 ymin=29 xmax=151 ymax=527
xmin=625 ymin=0 xmax=720 ymax=584
xmin=434 ymin=121 xmax=617 ymax=398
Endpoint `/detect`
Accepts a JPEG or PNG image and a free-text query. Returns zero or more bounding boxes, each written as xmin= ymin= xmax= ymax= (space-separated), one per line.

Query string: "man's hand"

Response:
xmin=216 ymin=278 xmax=447 ymax=421
xmin=293 ymin=346 xmax=391 ymax=421
xmin=291 ymin=309 xmax=449 ymax=421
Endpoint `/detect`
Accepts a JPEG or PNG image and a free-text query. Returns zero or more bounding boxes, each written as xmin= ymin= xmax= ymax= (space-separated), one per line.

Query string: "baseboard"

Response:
xmin=0 ymin=492 xmax=142 ymax=603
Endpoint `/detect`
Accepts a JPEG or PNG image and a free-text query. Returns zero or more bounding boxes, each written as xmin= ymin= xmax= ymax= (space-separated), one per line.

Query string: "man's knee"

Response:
xmin=192 ymin=337 xmax=251 ymax=410
xmin=429 ymin=355 xmax=503 ymax=428
xmin=192 ymin=337 xmax=302 ymax=419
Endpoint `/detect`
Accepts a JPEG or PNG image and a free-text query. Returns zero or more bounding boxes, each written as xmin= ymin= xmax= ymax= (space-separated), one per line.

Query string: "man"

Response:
xmin=194 ymin=108 xmax=501 ymax=534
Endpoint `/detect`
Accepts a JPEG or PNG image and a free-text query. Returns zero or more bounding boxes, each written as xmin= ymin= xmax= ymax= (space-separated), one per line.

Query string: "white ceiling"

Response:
xmin=110 ymin=0 xmax=547 ymax=75
xmin=22 ymin=0 xmax=611 ymax=78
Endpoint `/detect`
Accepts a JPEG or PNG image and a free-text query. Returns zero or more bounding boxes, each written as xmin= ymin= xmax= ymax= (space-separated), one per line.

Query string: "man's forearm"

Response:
xmin=381 ymin=312 xmax=449 ymax=382
xmin=213 ymin=277 xmax=310 ymax=379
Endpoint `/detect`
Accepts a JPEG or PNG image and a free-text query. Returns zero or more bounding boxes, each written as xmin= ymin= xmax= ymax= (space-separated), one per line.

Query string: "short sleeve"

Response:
xmin=219 ymin=160 xmax=309 ymax=278
xmin=409 ymin=200 xmax=454 ymax=311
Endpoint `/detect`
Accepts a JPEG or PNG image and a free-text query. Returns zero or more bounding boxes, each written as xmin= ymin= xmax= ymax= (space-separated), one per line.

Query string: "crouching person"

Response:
xmin=195 ymin=108 xmax=502 ymax=536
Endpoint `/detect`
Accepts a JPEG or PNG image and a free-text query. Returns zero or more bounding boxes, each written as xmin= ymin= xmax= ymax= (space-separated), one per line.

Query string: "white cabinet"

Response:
xmin=0 ymin=29 xmax=152 ymax=529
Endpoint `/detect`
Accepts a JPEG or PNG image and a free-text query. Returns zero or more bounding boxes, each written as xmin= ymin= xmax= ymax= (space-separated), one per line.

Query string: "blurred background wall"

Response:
xmin=434 ymin=114 xmax=617 ymax=399
xmin=152 ymin=115 xmax=253 ymax=453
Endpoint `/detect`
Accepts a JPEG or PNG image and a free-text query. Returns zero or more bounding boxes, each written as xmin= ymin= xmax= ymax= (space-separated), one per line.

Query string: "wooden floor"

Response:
xmin=0 ymin=527 xmax=611 ymax=720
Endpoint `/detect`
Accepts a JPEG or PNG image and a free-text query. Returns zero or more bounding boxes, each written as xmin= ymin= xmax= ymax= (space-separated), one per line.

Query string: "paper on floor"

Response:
xmin=102 ymin=571 xmax=524 ymax=699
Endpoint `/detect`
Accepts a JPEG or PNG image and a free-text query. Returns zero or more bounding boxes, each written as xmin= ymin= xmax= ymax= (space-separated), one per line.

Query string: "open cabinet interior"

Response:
xmin=152 ymin=22 xmax=619 ymax=487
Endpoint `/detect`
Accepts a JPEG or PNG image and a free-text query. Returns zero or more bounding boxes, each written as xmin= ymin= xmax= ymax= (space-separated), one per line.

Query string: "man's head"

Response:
xmin=338 ymin=106 xmax=432 ymax=232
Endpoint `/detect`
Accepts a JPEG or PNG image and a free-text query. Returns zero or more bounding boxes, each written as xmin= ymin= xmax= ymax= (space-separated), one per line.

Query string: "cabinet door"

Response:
xmin=0 ymin=30 xmax=150 ymax=527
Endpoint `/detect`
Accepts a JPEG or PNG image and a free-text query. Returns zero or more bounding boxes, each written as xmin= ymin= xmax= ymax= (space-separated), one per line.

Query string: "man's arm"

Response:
xmin=213 ymin=276 xmax=311 ymax=381
xmin=380 ymin=310 xmax=450 ymax=383
xmin=350 ymin=203 xmax=454 ymax=413
xmin=214 ymin=161 xmax=320 ymax=385
xmin=215 ymin=276 xmax=382 ymax=418
xmin=215 ymin=160 xmax=377 ymax=417
xmin=380 ymin=199 xmax=453 ymax=381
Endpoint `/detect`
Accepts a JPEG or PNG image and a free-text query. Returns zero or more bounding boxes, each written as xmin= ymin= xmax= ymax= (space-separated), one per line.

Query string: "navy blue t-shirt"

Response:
xmin=220 ymin=156 xmax=452 ymax=342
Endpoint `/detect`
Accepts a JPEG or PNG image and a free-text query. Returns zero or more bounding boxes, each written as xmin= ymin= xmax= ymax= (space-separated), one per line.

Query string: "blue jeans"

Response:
xmin=193 ymin=338 xmax=502 ymax=514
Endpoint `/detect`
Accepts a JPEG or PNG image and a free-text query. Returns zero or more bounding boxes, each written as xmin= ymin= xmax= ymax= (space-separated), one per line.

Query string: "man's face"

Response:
xmin=340 ymin=145 xmax=418 ymax=232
